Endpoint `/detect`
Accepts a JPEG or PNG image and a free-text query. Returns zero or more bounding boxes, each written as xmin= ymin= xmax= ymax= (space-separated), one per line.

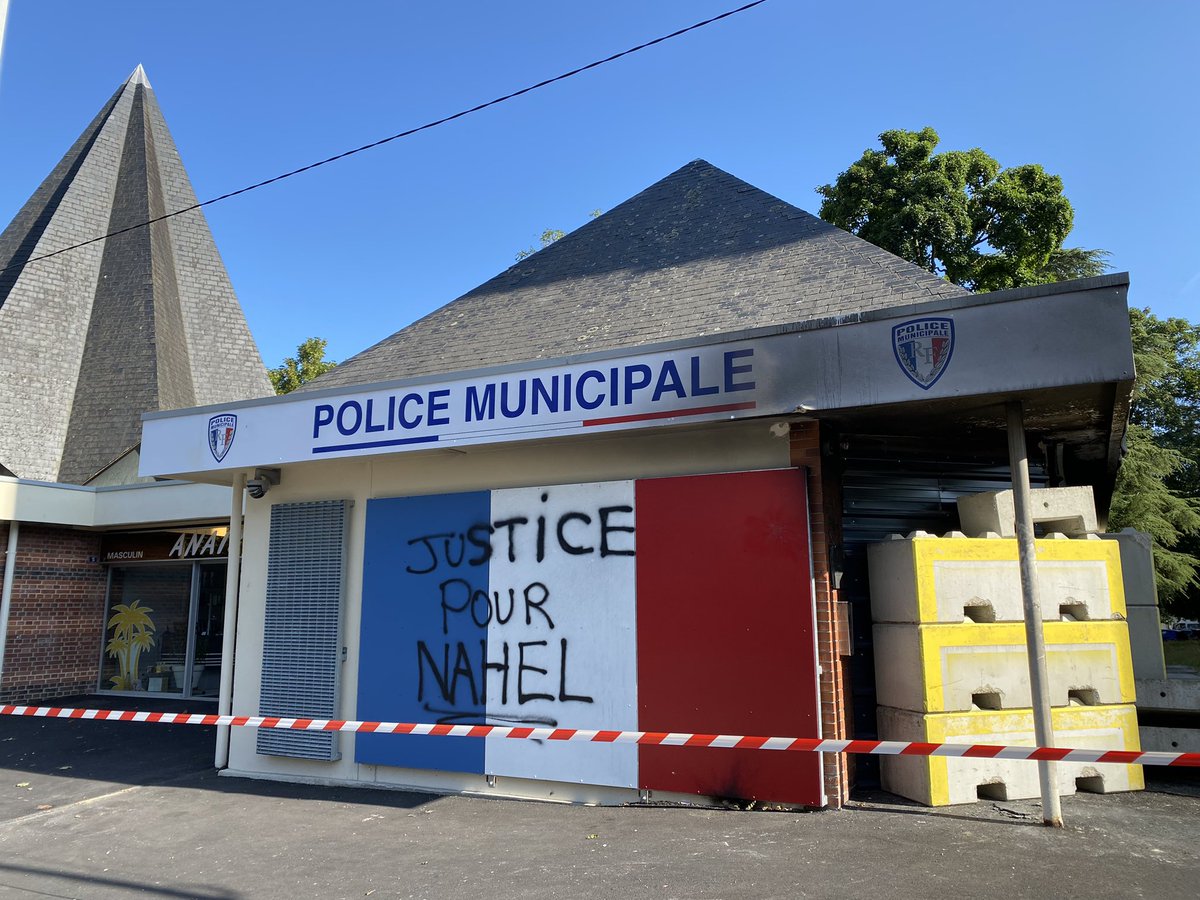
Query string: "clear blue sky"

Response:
xmin=1 ymin=1 xmax=1197 ymax=369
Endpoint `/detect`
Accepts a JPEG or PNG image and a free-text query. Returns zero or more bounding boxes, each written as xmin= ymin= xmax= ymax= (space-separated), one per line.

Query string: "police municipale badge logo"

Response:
xmin=208 ymin=414 xmax=237 ymax=462
xmin=892 ymin=317 xmax=954 ymax=390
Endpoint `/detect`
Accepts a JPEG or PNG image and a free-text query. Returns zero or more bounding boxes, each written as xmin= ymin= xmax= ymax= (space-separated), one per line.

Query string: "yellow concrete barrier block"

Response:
xmin=868 ymin=535 xmax=1125 ymax=624
xmin=873 ymin=621 xmax=1135 ymax=712
xmin=878 ymin=704 xmax=1144 ymax=806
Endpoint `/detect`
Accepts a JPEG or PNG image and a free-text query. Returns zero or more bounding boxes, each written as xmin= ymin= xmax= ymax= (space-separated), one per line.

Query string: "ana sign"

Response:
xmin=100 ymin=530 xmax=229 ymax=564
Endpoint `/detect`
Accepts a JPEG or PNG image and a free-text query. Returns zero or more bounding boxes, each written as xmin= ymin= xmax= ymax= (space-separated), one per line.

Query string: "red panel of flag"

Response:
xmin=635 ymin=469 xmax=822 ymax=805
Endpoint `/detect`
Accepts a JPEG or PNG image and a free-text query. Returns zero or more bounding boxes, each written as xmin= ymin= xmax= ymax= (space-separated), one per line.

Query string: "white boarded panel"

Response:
xmin=485 ymin=481 xmax=638 ymax=787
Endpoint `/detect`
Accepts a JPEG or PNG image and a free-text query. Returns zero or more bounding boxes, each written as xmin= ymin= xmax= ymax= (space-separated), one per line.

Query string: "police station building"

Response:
xmin=140 ymin=161 xmax=1135 ymax=809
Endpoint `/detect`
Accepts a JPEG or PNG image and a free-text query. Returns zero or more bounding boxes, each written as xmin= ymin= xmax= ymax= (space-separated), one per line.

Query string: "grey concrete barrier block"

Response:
xmin=957 ymin=486 xmax=1098 ymax=538
xmin=1099 ymin=530 xmax=1160 ymax=607
xmin=1125 ymin=606 xmax=1167 ymax=681
xmin=1136 ymin=676 xmax=1200 ymax=712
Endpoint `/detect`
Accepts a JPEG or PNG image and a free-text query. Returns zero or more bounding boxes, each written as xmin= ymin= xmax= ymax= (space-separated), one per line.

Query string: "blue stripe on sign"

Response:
xmin=356 ymin=491 xmax=490 ymax=773
xmin=313 ymin=435 xmax=439 ymax=453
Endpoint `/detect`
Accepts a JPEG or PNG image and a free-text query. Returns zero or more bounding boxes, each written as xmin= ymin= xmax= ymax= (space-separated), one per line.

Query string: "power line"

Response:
xmin=2 ymin=0 xmax=770 ymax=276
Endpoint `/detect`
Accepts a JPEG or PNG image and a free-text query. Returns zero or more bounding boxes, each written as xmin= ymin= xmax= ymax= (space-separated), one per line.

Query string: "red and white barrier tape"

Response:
xmin=2 ymin=705 xmax=1196 ymax=767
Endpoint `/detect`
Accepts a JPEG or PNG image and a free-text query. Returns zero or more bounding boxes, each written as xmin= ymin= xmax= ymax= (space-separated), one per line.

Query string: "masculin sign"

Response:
xmin=100 ymin=530 xmax=229 ymax=564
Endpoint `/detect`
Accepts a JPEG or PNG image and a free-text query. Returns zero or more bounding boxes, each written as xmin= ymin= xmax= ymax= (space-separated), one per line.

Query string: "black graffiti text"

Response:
xmin=438 ymin=578 xmax=553 ymax=633
xmin=403 ymin=494 xmax=634 ymax=574
xmin=416 ymin=638 xmax=594 ymax=708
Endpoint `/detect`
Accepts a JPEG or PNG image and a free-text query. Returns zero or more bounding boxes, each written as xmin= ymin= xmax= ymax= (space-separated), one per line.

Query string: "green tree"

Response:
xmin=819 ymin=127 xmax=1199 ymax=605
xmin=515 ymin=228 xmax=566 ymax=261
xmin=1109 ymin=310 xmax=1200 ymax=610
xmin=515 ymin=210 xmax=603 ymax=261
xmin=269 ymin=337 xmax=337 ymax=394
xmin=817 ymin=127 xmax=1108 ymax=292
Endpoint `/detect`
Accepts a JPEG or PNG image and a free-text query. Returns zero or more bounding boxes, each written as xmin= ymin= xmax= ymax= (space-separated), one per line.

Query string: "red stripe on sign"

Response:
xmin=1096 ymin=750 xmax=1142 ymax=765
xmin=963 ymin=744 xmax=1006 ymax=759
xmin=1029 ymin=747 xmax=1073 ymax=762
xmin=899 ymin=742 xmax=942 ymax=756
xmin=507 ymin=727 xmax=534 ymax=740
xmin=583 ymin=401 xmax=756 ymax=428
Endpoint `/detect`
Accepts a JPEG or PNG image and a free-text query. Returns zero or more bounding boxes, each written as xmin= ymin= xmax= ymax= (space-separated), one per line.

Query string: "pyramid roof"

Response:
xmin=0 ymin=67 xmax=273 ymax=483
xmin=309 ymin=159 xmax=968 ymax=391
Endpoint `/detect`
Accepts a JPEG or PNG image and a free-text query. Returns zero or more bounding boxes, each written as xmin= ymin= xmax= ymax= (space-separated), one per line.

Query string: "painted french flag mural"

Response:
xmin=356 ymin=469 xmax=821 ymax=805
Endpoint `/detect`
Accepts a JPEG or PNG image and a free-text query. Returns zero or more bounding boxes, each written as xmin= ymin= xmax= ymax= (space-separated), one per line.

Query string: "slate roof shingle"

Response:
xmin=309 ymin=159 xmax=968 ymax=391
xmin=0 ymin=66 xmax=273 ymax=483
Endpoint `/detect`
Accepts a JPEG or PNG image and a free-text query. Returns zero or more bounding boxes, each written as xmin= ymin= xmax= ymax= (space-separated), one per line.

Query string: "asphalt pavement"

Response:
xmin=0 ymin=695 xmax=1196 ymax=899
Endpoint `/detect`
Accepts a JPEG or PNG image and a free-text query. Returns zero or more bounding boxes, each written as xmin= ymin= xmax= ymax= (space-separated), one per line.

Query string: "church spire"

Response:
xmin=127 ymin=64 xmax=151 ymax=88
xmin=0 ymin=69 xmax=272 ymax=483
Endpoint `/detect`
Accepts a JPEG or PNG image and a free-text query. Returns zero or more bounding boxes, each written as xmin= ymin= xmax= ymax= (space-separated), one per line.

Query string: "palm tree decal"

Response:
xmin=106 ymin=600 xmax=156 ymax=690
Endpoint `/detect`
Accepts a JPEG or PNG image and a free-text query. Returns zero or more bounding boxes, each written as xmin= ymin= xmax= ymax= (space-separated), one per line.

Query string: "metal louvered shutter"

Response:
xmin=257 ymin=500 xmax=349 ymax=761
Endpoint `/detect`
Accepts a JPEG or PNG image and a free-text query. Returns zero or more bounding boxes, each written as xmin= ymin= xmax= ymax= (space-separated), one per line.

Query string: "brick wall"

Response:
xmin=791 ymin=421 xmax=852 ymax=807
xmin=0 ymin=524 xmax=107 ymax=703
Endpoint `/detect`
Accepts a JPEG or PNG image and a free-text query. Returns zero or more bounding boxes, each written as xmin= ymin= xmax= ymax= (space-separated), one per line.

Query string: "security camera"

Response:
xmin=246 ymin=468 xmax=280 ymax=499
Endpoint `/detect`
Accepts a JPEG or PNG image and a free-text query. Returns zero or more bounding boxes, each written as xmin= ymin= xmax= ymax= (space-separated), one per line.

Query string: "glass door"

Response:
xmin=101 ymin=566 xmax=193 ymax=694
xmin=187 ymin=564 xmax=226 ymax=698
xmin=99 ymin=562 xmax=227 ymax=699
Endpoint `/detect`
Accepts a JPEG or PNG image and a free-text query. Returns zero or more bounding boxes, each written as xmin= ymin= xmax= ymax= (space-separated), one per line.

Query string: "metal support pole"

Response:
xmin=1006 ymin=400 xmax=1063 ymax=827
xmin=215 ymin=473 xmax=246 ymax=770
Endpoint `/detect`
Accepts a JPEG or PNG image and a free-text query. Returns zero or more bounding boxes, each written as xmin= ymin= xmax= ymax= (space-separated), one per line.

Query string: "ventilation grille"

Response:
xmin=257 ymin=500 xmax=347 ymax=761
